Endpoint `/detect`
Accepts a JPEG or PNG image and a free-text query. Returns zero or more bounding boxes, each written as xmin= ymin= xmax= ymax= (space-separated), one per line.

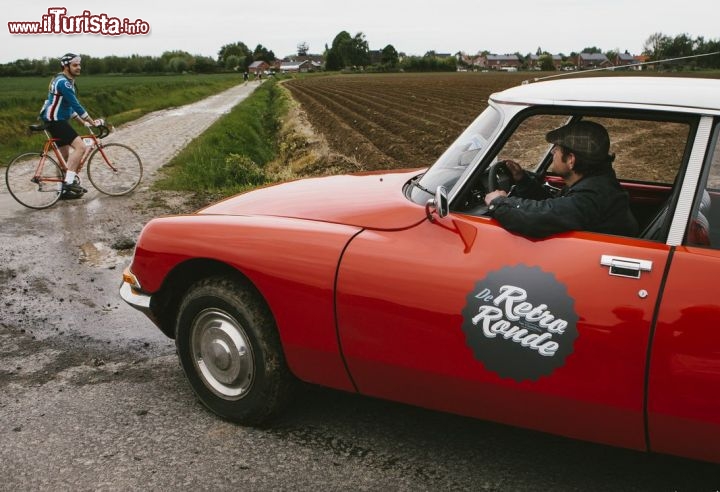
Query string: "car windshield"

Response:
xmin=408 ymin=106 xmax=502 ymax=204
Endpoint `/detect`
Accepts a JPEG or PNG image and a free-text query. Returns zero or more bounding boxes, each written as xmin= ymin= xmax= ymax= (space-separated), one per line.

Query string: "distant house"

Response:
xmin=484 ymin=54 xmax=522 ymax=70
xmin=301 ymin=54 xmax=325 ymax=65
xmin=456 ymin=52 xmax=486 ymax=69
xmin=248 ymin=60 xmax=270 ymax=74
xmin=279 ymin=60 xmax=312 ymax=73
xmin=634 ymin=54 xmax=653 ymax=70
xmin=280 ymin=54 xmax=324 ymax=71
xmin=615 ymin=52 xmax=639 ymax=69
xmin=529 ymin=54 xmax=563 ymax=70
xmin=471 ymin=54 xmax=488 ymax=69
xmin=576 ymin=53 xmax=611 ymax=69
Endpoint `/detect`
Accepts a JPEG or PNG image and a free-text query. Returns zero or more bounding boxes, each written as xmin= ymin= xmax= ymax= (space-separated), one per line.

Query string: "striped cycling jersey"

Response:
xmin=39 ymin=73 xmax=89 ymax=122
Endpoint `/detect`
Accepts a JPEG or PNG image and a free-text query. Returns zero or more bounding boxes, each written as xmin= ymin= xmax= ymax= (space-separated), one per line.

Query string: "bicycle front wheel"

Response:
xmin=6 ymin=152 xmax=63 ymax=209
xmin=87 ymin=143 xmax=143 ymax=196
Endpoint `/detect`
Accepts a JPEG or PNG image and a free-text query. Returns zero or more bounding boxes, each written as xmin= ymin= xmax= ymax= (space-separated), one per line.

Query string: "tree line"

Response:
xmin=0 ymin=42 xmax=276 ymax=77
xmin=2 ymin=31 xmax=718 ymax=77
xmin=643 ymin=32 xmax=720 ymax=68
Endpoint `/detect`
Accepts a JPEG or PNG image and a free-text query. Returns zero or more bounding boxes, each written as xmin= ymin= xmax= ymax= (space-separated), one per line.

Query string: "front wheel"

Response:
xmin=5 ymin=152 xmax=63 ymax=209
xmin=87 ymin=143 xmax=143 ymax=196
xmin=175 ymin=276 xmax=296 ymax=425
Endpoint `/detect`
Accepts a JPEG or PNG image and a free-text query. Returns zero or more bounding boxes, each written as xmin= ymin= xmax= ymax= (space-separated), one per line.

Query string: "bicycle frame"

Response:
xmin=33 ymin=125 xmax=123 ymax=184
xmin=7 ymin=122 xmax=143 ymax=208
xmin=39 ymin=127 xmax=103 ymax=174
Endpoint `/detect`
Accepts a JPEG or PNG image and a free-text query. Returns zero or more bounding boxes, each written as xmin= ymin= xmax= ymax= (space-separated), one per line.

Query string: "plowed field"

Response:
xmin=284 ymin=72 xmax=720 ymax=181
xmin=284 ymin=72 xmax=530 ymax=170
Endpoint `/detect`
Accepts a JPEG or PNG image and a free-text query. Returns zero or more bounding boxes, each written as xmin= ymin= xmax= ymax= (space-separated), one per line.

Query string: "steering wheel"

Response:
xmin=487 ymin=160 xmax=514 ymax=193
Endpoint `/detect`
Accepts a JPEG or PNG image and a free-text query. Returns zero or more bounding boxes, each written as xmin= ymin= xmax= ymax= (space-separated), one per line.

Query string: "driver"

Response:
xmin=484 ymin=120 xmax=639 ymax=238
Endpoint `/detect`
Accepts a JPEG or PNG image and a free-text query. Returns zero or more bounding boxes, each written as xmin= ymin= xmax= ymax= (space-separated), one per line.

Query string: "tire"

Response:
xmin=5 ymin=152 xmax=63 ymax=209
xmin=175 ymin=276 xmax=296 ymax=425
xmin=87 ymin=143 xmax=143 ymax=196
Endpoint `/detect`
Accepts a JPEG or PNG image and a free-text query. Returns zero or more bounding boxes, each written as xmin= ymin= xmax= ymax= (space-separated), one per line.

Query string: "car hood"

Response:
xmin=198 ymin=169 xmax=428 ymax=230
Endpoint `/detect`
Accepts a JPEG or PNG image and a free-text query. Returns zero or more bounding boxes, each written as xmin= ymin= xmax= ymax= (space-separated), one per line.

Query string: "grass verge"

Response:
xmin=155 ymin=76 xmax=365 ymax=204
xmin=155 ymin=78 xmax=289 ymax=198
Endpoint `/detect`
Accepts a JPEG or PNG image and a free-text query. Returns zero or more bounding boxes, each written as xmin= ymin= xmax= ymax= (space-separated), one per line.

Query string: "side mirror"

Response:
xmin=425 ymin=186 xmax=449 ymax=222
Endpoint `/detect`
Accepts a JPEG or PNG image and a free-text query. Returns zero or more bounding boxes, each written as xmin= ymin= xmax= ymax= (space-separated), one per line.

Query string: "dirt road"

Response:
xmin=0 ymin=80 xmax=268 ymax=487
xmin=1 ymin=80 xmax=261 ymax=340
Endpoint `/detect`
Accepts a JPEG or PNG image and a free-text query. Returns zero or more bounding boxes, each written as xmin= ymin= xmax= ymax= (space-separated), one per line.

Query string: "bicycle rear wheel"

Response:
xmin=5 ymin=152 xmax=63 ymax=209
xmin=87 ymin=143 xmax=143 ymax=196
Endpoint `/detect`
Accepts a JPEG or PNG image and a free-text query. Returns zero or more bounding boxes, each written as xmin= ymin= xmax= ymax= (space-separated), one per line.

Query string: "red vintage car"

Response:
xmin=121 ymin=76 xmax=720 ymax=464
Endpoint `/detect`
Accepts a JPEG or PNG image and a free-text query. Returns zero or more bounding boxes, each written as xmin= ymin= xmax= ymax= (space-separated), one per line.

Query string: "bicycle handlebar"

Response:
xmin=92 ymin=125 xmax=111 ymax=139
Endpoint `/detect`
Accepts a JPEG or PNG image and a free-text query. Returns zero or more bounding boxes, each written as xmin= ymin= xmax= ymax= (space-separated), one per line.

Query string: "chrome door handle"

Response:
xmin=600 ymin=255 xmax=653 ymax=279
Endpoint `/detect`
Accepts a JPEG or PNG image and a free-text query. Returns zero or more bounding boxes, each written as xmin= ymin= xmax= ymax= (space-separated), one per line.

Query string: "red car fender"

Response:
xmin=130 ymin=214 xmax=362 ymax=392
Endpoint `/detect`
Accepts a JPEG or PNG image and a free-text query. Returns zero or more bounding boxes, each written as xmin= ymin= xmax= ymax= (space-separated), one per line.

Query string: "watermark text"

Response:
xmin=8 ymin=8 xmax=150 ymax=36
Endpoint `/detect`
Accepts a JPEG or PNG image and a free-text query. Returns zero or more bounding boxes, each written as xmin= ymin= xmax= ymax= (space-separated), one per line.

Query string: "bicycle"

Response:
xmin=5 ymin=122 xmax=143 ymax=209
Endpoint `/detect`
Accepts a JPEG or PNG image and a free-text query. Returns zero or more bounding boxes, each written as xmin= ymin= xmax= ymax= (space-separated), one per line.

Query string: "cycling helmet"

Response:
xmin=60 ymin=53 xmax=80 ymax=67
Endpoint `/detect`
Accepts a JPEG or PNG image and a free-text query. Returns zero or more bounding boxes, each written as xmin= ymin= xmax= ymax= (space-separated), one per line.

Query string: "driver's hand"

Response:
xmin=485 ymin=190 xmax=507 ymax=206
xmin=503 ymin=159 xmax=525 ymax=181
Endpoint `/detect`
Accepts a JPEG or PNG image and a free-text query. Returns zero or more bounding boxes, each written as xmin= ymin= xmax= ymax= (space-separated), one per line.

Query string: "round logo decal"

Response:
xmin=461 ymin=264 xmax=579 ymax=381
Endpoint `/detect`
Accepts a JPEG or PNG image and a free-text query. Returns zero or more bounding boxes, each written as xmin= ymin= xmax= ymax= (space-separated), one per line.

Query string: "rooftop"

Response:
xmin=491 ymin=76 xmax=720 ymax=113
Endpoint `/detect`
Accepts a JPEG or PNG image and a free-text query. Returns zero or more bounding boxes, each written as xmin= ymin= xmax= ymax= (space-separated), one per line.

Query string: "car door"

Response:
xmin=335 ymin=110 xmax=695 ymax=452
xmin=336 ymin=216 xmax=671 ymax=451
xmin=647 ymin=118 xmax=720 ymax=463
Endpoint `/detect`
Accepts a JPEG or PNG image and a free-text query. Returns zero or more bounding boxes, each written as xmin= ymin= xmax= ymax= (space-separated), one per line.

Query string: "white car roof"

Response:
xmin=491 ymin=76 xmax=720 ymax=114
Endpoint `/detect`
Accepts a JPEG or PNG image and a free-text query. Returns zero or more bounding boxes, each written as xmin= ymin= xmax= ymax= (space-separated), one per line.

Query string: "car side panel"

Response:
xmin=337 ymin=214 xmax=671 ymax=450
xmin=131 ymin=215 xmax=361 ymax=392
xmin=648 ymin=246 xmax=720 ymax=463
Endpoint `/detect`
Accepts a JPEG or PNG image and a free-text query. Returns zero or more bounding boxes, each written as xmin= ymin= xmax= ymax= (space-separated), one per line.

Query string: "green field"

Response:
xmin=0 ymin=73 xmax=245 ymax=163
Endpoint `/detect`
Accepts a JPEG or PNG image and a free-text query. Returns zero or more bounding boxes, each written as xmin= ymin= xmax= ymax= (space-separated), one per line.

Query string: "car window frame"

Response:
xmin=684 ymin=117 xmax=720 ymax=248
xmin=450 ymin=105 xmax=703 ymax=243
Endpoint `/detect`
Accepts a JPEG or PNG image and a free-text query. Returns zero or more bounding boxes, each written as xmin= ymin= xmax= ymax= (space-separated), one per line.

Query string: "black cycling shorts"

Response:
xmin=45 ymin=120 xmax=79 ymax=147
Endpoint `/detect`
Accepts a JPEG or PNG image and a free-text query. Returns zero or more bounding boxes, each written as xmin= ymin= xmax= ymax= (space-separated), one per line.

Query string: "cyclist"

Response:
xmin=39 ymin=53 xmax=103 ymax=199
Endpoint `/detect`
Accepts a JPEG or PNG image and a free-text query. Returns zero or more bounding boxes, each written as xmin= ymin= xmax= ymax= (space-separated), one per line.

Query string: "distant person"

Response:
xmin=484 ymin=120 xmax=639 ymax=238
xmin=243 ymin=71 xmax=248 ymax=82
xmin=39 ymin=53 xmax=103 ymax=199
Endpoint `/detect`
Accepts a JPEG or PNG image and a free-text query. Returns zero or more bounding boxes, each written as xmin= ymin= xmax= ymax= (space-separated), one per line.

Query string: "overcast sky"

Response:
xmin=2 ymin=0 xmax=717 ymax=64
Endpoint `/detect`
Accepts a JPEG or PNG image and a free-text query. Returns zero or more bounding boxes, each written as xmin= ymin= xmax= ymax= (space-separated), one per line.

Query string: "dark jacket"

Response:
xmin=488 ymin=170 xmax=639 ymax=238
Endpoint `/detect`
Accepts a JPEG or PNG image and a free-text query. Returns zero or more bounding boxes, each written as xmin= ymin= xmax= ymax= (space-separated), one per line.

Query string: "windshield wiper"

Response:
xmin=410 ymin=177 xmax=434 ymax=197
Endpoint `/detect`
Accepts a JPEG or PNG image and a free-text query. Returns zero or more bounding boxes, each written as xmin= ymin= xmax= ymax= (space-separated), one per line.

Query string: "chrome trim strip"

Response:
xmin=667 ymin=116 xmax=713 ymax=246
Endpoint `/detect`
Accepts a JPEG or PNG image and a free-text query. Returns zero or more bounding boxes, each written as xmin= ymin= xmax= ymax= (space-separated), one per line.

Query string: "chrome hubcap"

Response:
xmin=191 ymin=309 xmax=254 ymax=399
